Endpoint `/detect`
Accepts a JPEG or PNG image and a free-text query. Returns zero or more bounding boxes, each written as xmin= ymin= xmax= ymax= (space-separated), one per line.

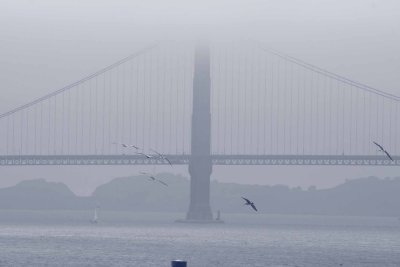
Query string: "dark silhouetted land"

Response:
xmin=1 ymin=175 xmax=399 ymax=217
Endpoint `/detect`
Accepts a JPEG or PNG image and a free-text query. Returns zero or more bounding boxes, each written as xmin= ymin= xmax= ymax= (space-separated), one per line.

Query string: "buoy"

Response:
xmin=171 ymin=260 xmax=187 ymax=267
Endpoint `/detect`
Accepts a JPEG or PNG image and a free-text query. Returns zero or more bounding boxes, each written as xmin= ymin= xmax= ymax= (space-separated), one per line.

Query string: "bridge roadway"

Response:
xmin=0 ymin=154 xmax=399 ymax=166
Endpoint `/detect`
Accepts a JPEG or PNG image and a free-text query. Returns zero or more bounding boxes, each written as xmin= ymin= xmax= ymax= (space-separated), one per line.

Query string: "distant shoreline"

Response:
xmin=1 ymin=175 xmax=400 ymax=217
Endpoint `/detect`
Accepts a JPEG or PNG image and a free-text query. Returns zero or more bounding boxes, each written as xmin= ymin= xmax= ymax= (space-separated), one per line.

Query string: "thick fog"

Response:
xmin=0 ymin=0 xmax=400 ymax=195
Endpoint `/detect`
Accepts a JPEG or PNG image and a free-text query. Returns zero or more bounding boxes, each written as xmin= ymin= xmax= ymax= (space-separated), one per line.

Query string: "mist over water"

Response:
xmin=1 ymin=1 xmax=400 ymax=266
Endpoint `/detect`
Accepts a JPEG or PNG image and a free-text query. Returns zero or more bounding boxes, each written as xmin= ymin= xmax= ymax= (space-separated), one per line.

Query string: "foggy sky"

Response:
xmin=0 ymin=0 xmax=400 ymax=195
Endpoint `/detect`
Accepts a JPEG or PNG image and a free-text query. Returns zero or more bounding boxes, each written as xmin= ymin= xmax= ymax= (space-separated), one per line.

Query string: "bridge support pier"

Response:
xmin=179 ymin=42 xmax=219 ymax=223
xmin=186 ymin=155 xmax=213 ymax=220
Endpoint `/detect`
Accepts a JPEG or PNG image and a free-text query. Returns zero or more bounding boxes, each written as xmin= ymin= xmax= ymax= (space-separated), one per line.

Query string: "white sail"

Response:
xmin=91 ymin=207 xmax=99 ymax=223
xmin=93 ymin=208 xmax=98 ymax=221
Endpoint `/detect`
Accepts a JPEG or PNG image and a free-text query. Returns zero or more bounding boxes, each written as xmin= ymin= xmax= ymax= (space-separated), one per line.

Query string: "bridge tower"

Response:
xmin=186 ymin=43 xmax=214 ymax=221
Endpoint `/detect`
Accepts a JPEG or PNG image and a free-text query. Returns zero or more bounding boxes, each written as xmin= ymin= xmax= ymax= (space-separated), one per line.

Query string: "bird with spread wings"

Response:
xmin=242 ymin=197 xmax=258 ymax=212
xmin=139 ymin=171 xmax=168 ymax=186
xmin=150 ymin=149 xmax=173 ymax=166
xmin=373 ymin=141 xmax=394 ymax=161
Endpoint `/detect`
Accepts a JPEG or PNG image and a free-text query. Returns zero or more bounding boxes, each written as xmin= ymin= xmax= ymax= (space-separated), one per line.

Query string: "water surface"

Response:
xmin=0 ymin=211 xmax=399 ymax=266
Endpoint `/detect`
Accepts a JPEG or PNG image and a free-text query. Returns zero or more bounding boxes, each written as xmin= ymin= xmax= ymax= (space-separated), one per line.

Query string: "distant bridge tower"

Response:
xmin=186 ymin=43 xmax=214 ymax=221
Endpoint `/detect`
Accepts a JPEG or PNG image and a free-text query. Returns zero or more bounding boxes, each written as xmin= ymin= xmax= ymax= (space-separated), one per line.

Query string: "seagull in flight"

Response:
xmin=150 ymin=149 xmax=173 ymax=166
xmin=242 ymin=197 xmax=258 ymax=212
xmin=112 ymin=142 xmax=139 ymax=149
xmin=373 ymin=141 xmax=394 ymax=161
xmin=139 ymin=171 xmax=168 ymax=186
xmin=136 ymin=152 xmax=154 ymax=159
xmin=155 ymin=179 xmax=168 ymax=187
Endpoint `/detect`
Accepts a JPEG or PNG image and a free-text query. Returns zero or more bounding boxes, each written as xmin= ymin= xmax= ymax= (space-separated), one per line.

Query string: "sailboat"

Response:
xmin=90 ymin=207 xmax=99 ymax=224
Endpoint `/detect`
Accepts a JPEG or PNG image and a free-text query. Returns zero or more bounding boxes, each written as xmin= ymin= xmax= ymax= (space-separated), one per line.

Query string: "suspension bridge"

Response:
xmin=1 ymin=40 xmax=399 ymax=220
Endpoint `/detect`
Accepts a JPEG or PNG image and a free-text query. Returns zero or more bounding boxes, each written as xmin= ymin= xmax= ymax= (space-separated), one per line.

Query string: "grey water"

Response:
xmin=0 ymin=211 xmax=399 ymax=267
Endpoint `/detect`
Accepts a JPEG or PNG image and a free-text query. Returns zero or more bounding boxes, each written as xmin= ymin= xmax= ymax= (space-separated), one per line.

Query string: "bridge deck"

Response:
xmin=0 ymin=155 xmax=398 ymax=166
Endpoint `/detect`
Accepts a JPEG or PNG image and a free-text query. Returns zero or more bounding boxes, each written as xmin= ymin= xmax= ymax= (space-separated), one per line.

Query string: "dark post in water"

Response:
xmin=186 ymin=43 xmax=213 ymax=221
xmin=171 ymin=260 xmax=187 ymax=267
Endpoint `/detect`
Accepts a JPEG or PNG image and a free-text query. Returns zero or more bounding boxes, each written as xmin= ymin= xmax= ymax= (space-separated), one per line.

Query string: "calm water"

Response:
xmin=0 ymin=211 xmax=399 ymax=267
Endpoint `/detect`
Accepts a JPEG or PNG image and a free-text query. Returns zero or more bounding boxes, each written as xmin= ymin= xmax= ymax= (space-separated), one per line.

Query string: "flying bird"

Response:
xmin=156 ymin=179 xmax=168 ymax=187
xmin=373 ymin=141 xmax=394 ymax=161
xmin=150 ymin=149 xmax=173 ymax=166
xmin=242 ymin=197 xmax=258 ymax=212
xmin=136 ymin=152 xmax=154 ymax=159
xmin=112 ymin=142 xmax=139 ymax=149
xmin=140 ymin=172 xmax=168 ymax=186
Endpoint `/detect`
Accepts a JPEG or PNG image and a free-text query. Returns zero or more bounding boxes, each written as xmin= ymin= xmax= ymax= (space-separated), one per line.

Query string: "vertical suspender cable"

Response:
xmin=315 ymin=72 xmax=319 ymax=154
xmin=276 ymin=57 xmax=280 ymax=154
xmin=302 ymin=67 xmax=306 ymax=155
xmin=151 ymin=52 xmax=155 ymax=151
xmin=289 ymin=59 xmax=293 ymax=154
xmin=363 ymin=91 xmax=366 ymax=155
xmin=238 ymin=49 xmax=243 ymax=153
xmin=329 ymin=78 xmax=333 ymax=154
xmin=95 ymin=76 xmax=98 ymax=154
xmin=26 ymin=108 xmax=29 ymax=154
xmin=175 ymin=49 xmax=179 ymax=154
xmin=48 ymin=99 xmax=51 ymax=154
xmin=310 ymin=71 xmax=313 ymax=154
xmin=161 ymin=50 xmax=165 ymax=152
xmin=169 ymin=51 xmax=173 ymax=153
xmin=368 ymin=92 xmax=372 ymax=154
xmin=108 ymin=71 xmax=112 ymax=154
xmin=342 ymin=83 xmax=345 ymax=154
xmin=40 ymin=101 xmax=43 ymax=155
xmin=129 ymin=60 xmax=133 ymax=151
xmin=323 ymin=76 xmax=327 ymax=154
xmin=290 ymin=61 xmax=294 ymax=154
xmin=54 ymin=95 xmax=57 ymax=154
xmin=231 ymin=45 xmax=235 ymax=154
xmin=33 ymin=105 xmax=37 ymax=155
xmin=243 ymin=46 xmax=247 ymax=154
xmin=12 ymin=114 xmax=15 ymax=155
xmin=262 ymin=51 xmax=267 ymax=154
xmin=116 ymin=67 xmax=120 ymax=154
xmin=256 ymin=48 xmax=261 ymax=154
xmin=81 ymin=82 xmax=85 ymax=154
xmin=376 ymin=95 xmax=379 ymax=153
xmin=355 ymin=89 xmax=358 ymax=154
xmin=67 ymin=89 xmax=70 ymax=154
xmin=282 ymin=59 xmax=286 ymax=154
xmin=296 ymin=63 xmax=300 ymax=155
xmin=396 ymin=101 xmax=398 ymax=155
xmin=76 ymin=85 xmax=79 ymax=154
xmin=122 ymin=64 xmax=126 ymax=150
xmin=389 ymin=99 xmax=392 ymax=151
xmin=6 ymin=116 xmax=9 ymax=155
xmin=135 ymin=58 xmax=139 ymax=151
xmin=154 ymin=49 xmax=160 ymax=152
xmin=102 ymin=74 xmax=106 ymax=154
xmin=20 ymin=109 xmax=24 ymax=155
xmin=146 ymin=54 xmax=150 ymax=152
xmin=219 ymin=50 xmax=222 ymax=154
xmin=225 ymin=47 xmax=229 ymax=155
xmin=270 ymin=54 xmax=274 ymax=154
xmin=61 ymin=92 xmax=65 ymax=154
xmin=349 ymin=85 xmax=353 ymax=154
xmin=381 ymin=97 xmax=384 ymax=145
xmin=336 ymin=80 xmax=340 ymax=154
xmin=182 ymin=47 xmax=187 ymax=153
xmin=249 ymin=48 xmax=254 ymax=154
xmin=149 ymin=51 xmax=154 ymax=152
